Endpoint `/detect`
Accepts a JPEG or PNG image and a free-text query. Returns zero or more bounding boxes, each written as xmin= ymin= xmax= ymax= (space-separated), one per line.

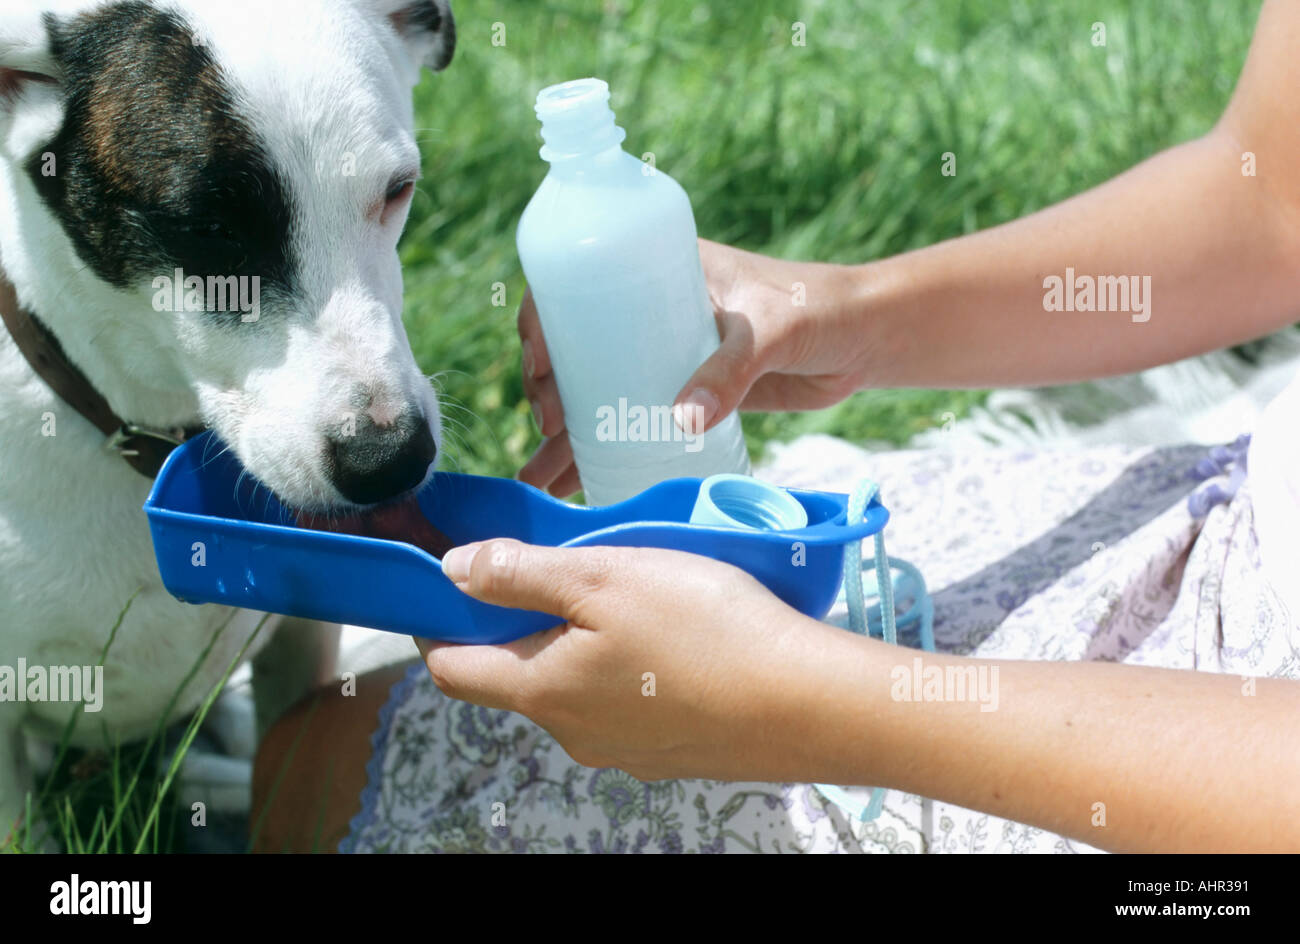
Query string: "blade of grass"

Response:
xmin=132 ymin=613 xmax=272 ymax=853
xmin=94 ymin=605 xmax=247 ymax=852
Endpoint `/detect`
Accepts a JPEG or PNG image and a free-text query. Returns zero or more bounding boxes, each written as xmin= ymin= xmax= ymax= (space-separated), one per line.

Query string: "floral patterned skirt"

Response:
xmin=342 ymin=438 xmax=1296 ymax=853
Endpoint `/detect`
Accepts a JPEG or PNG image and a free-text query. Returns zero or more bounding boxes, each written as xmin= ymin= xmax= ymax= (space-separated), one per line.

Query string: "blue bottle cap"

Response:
xmin=689 ymin=474 xmax=809 ymax=531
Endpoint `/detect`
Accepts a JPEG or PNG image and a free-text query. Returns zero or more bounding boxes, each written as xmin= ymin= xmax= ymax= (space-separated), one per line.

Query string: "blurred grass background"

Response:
xmin=401 ymin=0 xmax=1260 ymax=478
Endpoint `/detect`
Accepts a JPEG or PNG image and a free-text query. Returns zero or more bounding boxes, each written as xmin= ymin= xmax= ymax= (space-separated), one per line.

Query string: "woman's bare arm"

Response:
xmin=810 ymin=635 xmax=1297 ymax=853
xmin=857 ymin=1 xmax=1300 ymax=388
xmin=426 ymin=540 xmax=1300 ymax=853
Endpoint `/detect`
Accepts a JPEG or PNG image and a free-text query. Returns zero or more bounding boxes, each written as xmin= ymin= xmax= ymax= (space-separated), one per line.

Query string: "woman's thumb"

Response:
xmin=441 ymin=539 xmax=612 ymax=623
xmin=672 ymin=311 xmax=762 ymax=436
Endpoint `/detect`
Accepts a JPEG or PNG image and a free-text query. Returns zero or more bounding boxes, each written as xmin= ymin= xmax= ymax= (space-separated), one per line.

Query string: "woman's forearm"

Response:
xmin=852 ymin=130 xmax=1300 ymax=389
xmin=778 ymin=627 xmax=1299 ymax=852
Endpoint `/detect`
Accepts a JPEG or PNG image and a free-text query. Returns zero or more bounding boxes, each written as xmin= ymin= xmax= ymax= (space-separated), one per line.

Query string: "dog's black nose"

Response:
xmin=326 ymin=411 xmax=436 ymax=506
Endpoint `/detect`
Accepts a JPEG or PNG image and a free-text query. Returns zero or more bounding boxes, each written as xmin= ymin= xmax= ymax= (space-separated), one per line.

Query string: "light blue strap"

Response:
xmin=815 ymin=476 xmax=934 ymax=823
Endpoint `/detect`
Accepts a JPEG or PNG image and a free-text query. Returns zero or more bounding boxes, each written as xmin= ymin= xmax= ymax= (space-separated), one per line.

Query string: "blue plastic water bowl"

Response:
xmin=144 ymin=433 xmax=890 ymax=644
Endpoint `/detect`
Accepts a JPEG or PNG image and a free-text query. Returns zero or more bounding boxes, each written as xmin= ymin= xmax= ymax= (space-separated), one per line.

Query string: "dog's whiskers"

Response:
xmin=200 ymin=437 xmax=234 ymax=471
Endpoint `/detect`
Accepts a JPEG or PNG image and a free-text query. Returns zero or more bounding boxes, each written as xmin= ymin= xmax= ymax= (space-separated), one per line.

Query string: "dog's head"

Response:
xmin=0 ymin=0 xmax=454 ymax=512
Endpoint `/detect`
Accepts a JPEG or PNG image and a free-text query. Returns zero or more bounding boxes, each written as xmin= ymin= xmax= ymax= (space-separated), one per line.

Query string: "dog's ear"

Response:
xmin=0 ymin=10 xmax=61 ymax=115
xmin=372 ymin=0 xmax=455 ymax=77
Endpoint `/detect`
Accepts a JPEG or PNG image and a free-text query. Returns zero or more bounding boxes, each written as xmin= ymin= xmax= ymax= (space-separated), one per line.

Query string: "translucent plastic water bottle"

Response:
xmin=516 ymin=77 xmax=751 ymax=505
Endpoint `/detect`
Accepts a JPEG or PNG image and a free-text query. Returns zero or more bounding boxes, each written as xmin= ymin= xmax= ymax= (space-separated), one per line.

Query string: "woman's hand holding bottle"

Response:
xmin=519 ymin=238 xmax=876 ymax=495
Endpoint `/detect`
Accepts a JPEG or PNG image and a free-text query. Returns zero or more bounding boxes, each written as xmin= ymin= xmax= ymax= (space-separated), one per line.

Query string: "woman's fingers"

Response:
xmin=522 ymin=371 xmax=565 ymax=438
xmin=517 ymin=289 xmax=575 ymax=494
xmin=419 ymin=617 xmax=571 ymax=712
xmin=546 ymin=461 xmax=582 ymax=499
xmin=518 ymin=429 xmax=577 ymax=491
xmin=421 ymin=541 xmax=644 ymax=709
xmin=516 ymin=292 xmax=553 ymax=380
xmin=518 ymin=291 xmax=566 ymax=437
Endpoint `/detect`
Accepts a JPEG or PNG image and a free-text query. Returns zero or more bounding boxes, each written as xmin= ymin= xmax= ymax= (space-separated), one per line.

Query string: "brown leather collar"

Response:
xmin=0 ymin=270 xmax=204 ymax=479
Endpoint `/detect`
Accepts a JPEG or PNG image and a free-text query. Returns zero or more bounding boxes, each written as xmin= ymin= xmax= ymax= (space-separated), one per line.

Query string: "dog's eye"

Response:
xmin=385 ymin=181 xmax=415 ymax=207
xmin=182 ymin=220 xmax=238 ymax=243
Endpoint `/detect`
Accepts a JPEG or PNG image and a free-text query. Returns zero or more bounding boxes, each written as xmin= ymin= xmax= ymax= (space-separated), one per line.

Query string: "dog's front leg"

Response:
xmin=251 ymin=617 xmax=341 ymax=738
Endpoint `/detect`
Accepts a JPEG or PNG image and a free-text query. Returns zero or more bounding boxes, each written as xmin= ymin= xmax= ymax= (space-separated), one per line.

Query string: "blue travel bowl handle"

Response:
xmin=144 ymin=433 xmax=889 ymax=643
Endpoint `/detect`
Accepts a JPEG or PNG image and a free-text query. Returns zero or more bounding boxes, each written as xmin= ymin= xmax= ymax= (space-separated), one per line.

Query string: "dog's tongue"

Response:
xmin=296 ymin=496 xmax=454 ymax=559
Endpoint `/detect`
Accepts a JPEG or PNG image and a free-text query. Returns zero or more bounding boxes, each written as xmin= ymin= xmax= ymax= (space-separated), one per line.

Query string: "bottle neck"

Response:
xmin=535 ymin=78 xmax=628 ymax=165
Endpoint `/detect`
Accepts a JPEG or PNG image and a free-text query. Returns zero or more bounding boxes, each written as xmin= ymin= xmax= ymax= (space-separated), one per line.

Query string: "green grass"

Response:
xmin=401 ymin=0 xmax=1260 ymax=475
xmin=6 ymin=605 xmax=270 ymax=855
xmin=11 ymin=0 xmax=1264 ymax=854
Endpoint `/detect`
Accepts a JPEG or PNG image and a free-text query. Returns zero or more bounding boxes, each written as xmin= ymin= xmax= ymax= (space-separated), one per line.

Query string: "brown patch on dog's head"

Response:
xmin=26 ymin=1 xmax=296 ymax=295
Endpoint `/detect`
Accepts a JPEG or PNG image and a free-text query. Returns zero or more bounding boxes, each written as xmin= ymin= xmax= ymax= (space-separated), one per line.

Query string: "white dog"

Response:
xmin=0 ymin=0 xmax=454 ymax=838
